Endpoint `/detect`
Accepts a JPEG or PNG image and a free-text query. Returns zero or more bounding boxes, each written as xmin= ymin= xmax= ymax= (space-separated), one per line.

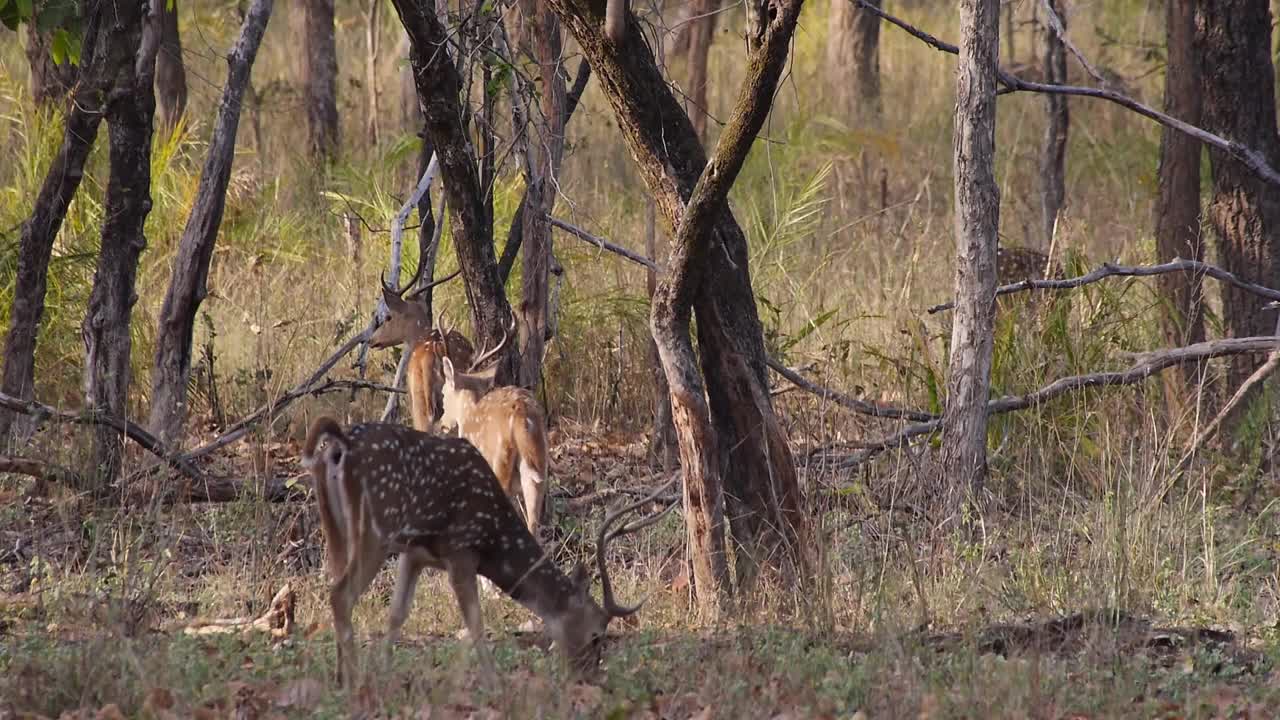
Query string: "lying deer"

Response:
xmin=302 ymin=415 xmax=667 ymax=685
xmin=368 ymin=267 xmax=474 ymax=433
xmin=439 ymin=332 xmax=551 ymax=539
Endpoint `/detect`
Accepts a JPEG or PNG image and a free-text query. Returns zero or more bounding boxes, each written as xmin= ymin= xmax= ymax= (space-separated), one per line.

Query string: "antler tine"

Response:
xmin=383 ymin=250 xmax=431 ymax=299
xmin=596 ymin=478 xmax=679 ymax=618
xmin=406 ymin=268 xmax=461 ymax=300
xmin=466 ymin=324 xmax=510 ymax=373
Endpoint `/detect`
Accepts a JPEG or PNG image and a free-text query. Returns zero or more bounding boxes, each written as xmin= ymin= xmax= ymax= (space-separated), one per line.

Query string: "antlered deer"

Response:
xmin=439 ymin=336 xmax=551 ymax=539
xmin=368 ymin=267 xmax=474 ymax=432
xmin=302 ymin=416 xmax=668 ymax=685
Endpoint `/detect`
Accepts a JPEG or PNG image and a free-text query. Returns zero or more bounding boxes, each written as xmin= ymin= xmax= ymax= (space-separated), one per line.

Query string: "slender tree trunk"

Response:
xmin=82 ymin=0 xmax=161 ymax=492
xmin=1 ymin=1 xmax=115 ymax=444
xmin=826 ymin=0 xmax=881 ymax=120
xmin=1154 ymin=0 xmax=1207 ymax=420
xmin=646 ymin=194 xmax=676 ymax=469
xmin=1039 ymin=0 xmax=1067 ymax=246
xmin=155 ymin=0 xmax=189 ymax=134
xmin=941 ymin=0 xmax=1000 ymax=504
xmin=684 ymin=0 xmax=718 ymax=140
xmin=1196 ymin=0 xmax=1280 ymax=437
xmin=546 ymin=0 xmax=810 ymax=609
xmin=25 ymin=25 xmax=79 ymax=106
xmin=390 ymin=0 xmax=520 ymax=384
xmin=302 ymin=0 xmax=340 ymax=159
xmin=365 ymin=0 xmax=381 ymax=146
xmin=518 ymin=0 xmax=567 ymax=389
xmin=149 ymin=0 xmax=275 ymax=449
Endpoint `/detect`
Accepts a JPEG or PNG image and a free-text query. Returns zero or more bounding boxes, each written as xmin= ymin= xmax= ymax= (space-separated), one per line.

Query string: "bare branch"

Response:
xmin=0 ymin=391 xmax=206 ymax=482
xmin=765 ymin=357 xmax=937 ymax=421
xmin=829 ymin=336 xmax=1280 ymax=468
xmin=853 ymin=0 xmax=1280 ymax=187
xmin=1037 ymin=0 xmax=1107 ymax=87
xmin=927 ymin=259 xmax=1280 ymax=314
xmin=548 ymin=216 xmax=659 ymax=271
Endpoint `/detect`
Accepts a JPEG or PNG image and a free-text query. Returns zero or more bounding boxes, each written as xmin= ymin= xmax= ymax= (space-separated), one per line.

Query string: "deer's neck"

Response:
xmin=482 ymin=541 xmax=575 ymax=620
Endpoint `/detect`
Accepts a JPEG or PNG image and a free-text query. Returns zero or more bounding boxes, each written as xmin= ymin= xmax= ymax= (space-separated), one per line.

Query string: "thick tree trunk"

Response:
xmin=645 ymin=199 xmax=677 ymax=469
xmin=1039 ymin=0 xmax=1067 ymax=246
xmin=940 ymin=0 xmax=1000 ymax=503
xmin=149 ymin=0 xmax=275 ymax=449
xmin=155 ymin=0 xmax=188 ymax=134
xmin=547 ymin=0 xmax=810 ymax=608
xmin=1 ymin=1 xmax=116 ymax=444
xmin=390 ymin=0 xmax=520 ymax=384
xmin=518 ymin=0 xmax=567 ymax=389
xmin=82 ymin=0 xmax=161 ymax=492
xmin=302 ymin=0 xmax=340 ymax=159
xmin=826 ymin=0 xmax=881 ymax=120
xmin=1155 ymin=0 xmax=1207 ymax=419
xmin=684 ymin=0 xmax=718 ymax=140
xmin=1196 ymin=0 xmax=1280 ymax=436
xmin=25 ymin=25 xmax=79 ymax=106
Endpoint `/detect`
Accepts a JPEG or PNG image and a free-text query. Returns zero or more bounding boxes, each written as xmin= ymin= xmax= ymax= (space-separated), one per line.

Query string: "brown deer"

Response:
xmin=368 ymin=267 xmax=475 ymax=432
xmin=438 ymin=334 xmax=551 ymax=539
xmin=302 ymin=415 xmax=668 ymax=685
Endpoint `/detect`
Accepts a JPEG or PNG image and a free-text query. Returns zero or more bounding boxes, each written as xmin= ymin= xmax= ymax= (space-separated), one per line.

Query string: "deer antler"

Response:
xmin=595 ymin=478 xmax=680 ymax=618
xmin=466 ymin=320 xmax=513 ymax=373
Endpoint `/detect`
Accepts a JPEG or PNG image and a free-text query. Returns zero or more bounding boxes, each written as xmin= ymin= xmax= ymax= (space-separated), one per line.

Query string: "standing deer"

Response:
xmin=438 ymin=332 xmax=551 ymax=539
xmin=368 ymin=267 xmax=474 ymax=432
xmin=302 ymin=415 xmax=667 ymax=685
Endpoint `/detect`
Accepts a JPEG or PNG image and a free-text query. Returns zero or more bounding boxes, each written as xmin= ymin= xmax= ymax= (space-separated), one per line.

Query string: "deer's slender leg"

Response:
xmin=329 ymin=538 xmax=386 ymax=686
xmin=445 ymin=553 xmax=495 ymax=679
xmin=385 ymin=550 xmax=430 ymax=662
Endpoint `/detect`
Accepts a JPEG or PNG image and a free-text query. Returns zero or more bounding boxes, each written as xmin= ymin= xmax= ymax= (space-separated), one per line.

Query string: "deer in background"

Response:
xmin=368 ymin=267 xmax=474 ymax=433
xmin=301 ymin=416 xmax=666 ymax=685
xmin=439 ymin=329 xmax=551 ymax=539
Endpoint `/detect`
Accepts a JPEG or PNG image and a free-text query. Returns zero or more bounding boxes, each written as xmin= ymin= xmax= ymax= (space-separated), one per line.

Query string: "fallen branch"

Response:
xmin=765 ymin=357 xmax=937 ymax=421
xmin=854 ymin=0 xmax=1280 ymax=188
xmin=0 ymin=391 xmax=207 ymax=482
xmin=927 ymin=259 xmax=1280 ymax=314
xmin=554 ymin=483 xmax=682 ymax=512
xmin=183 ymin=583 xmax=296 ymax=637
xmin=829 ymin=336 xmax=1280 ymax=468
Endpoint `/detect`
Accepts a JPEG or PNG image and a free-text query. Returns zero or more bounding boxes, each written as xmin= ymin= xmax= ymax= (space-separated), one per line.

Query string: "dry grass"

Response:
xmin=3 ymin=0 xmax=1280 ymax=717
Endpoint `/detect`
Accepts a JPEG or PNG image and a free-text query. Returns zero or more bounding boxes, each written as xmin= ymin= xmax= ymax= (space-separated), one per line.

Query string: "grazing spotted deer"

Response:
xmin=368 ymin=267 xmax=475 ymax=432
xmin=302 ymin=416 xmax=666 ymax=685
xmin=438 ymin=334 xmax=551 ymax=539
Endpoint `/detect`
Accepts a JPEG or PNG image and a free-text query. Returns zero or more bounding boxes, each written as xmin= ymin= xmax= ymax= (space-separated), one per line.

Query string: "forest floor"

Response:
xmin=3 ymin=420 xmax=1280 ymax=719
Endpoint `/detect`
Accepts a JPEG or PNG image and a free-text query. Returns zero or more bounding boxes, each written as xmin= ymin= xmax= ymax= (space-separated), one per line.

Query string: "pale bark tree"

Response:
xmin=826 ymin=0 xmax=882 ymax=119
xmin=155 ymin=0 xmax=188 ymax=133
xmin=149 ymin=0 xmax=276 ymax=449
xmin=82 ymin=0 xmax=162 ymax=492
xmin=1039 ymin=0 xmax=1067 ymax=246
xmin=1154 ymin=0 xmax=1207 ymax=418
xmin=1196 ymin=0 xmax=1280 ymax=436
xmin=940 ymin=0 xmax=1000 ymax=501
xmin=300 ymin=0 xmax=339 ymax=158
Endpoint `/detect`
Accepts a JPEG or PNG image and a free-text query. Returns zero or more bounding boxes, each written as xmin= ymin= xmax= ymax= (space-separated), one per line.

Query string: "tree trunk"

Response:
xmin=518 ymin=0 xmax=567 ymax=389
xmin=1196 ymin=0 xmax=1280 ymax=437
xmin=546 ymin=0 xmax=810 ymax=609
xmin=414 ymin=135 xmax=439 ymax=313
xmin=1039 ymin=0 xmax=1067 ymax=247
xmin=25 ymin=24 xmax=79 ymax=106
xmin=825 ymin=0 xmax=881 ymax=120
xmin=155 ymin=0 xmax=188 ymax=134
xmin=646 ymin=197 xmax=677 ymax=470
xmin=302 ymin=0 xmax=340 ymax=159
xmin=389 ymin=0 xmax=520 ymax=384
xmin=149 ymin=0 xmax=275 ymax=449
xmin=684 ymin=0 xmax=718 ymax=140
xmin=940 ymin=0 xmax=1000 ymax=504
xmin=1 ymin=1 xmax=117 ymax=444
xmin=82 ymin=0 xmax=161 ymax=493
xmin=1154 ymin=0 xmax=1207 ymax=420
xmin=365 ymin=0 xmax=381 ymax=146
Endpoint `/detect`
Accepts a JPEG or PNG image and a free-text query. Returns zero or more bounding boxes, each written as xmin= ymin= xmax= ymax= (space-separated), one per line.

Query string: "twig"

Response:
xmin=548 ymin=215 xmax=659 ymax=271
xmin=765 ymin=357 xmax=937 ymax=421
xmin=927 ymin=259 xmax=1280 ymax=314
xmin=554 ymin=483 xmax=683 ymax=512
xmin=0 ymin=391 xmax=206 ymax=481
xmin=0 ymin=454 xmax=81 ymax=488
xmin=832 ymin=336 xmax=1280 ymax=468
xmin=1037 ymin=0 xmax=1108 ymax=87
xmin=180 ymin=332 xmax=391 ymax=462
xmin=853 ymin=0 xmax=1280 ymax=187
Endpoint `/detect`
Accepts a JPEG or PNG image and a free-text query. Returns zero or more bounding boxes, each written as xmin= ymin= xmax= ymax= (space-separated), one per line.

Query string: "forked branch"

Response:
xmin=926 ymin=258 xmax=1280 ymax=314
